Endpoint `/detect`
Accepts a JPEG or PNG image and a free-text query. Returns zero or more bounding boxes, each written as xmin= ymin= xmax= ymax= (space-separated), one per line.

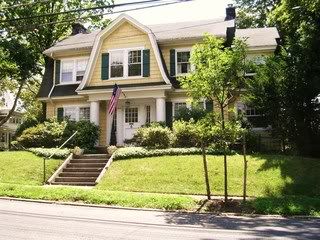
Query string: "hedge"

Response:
xmin=28 ymin=148 xmax=70 ymax=159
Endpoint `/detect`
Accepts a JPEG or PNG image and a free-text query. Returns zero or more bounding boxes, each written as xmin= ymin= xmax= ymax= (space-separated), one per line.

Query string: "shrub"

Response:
xmin=16 ymin=119 xmax=99 ymax=150
xmin=113 ymin=146 xmax=235 ymax=160
xmin=28 ymin=148 xmax=70 ymax=159
xmin=174 ymin=106 xmax=207 ymax=122
xmin=173 ymin=120 xmax=199 ymax=147
xmin=15 ymin=118 xmax=39 ymax=137
xmin=133 ymin=123 xmax=174 ymax=149
xmin=16 ymin=119 xmax=66 ymax=148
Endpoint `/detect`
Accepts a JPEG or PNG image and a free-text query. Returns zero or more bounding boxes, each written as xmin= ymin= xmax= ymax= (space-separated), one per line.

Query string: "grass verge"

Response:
xmin=0 ymin=183 xmax=197 ymax=211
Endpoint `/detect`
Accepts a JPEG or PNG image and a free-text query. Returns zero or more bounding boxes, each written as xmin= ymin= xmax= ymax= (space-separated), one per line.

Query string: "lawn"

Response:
xmin=0 ymin=151 xmax=62 ymax=185
xmin=98 ymin=154 xmax=320 ymax=197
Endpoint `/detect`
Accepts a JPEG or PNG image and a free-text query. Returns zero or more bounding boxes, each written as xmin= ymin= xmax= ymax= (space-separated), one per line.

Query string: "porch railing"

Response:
xmin=43 ymin=131 xmax=78 ymax=184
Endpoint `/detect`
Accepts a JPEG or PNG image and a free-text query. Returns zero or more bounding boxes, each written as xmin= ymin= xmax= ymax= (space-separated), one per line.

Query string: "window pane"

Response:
xmin=64 ymin=107 xmax=77 ymax=121
xmin=76 ymin=59 xmax=88 ymax=81
xmin=128 ymin=64 xmax=141 ymax=76
xmin=174 ymin=102 xmax=187 ymax=116
xmin=125 ymin=107 xmax=138 ymax=123
xmin=128 ymin=50 xmax=141 ymax=64
xmin=61 ymin=60 xmax=74 ymax=83
xmin=79 ymin=107 xmax=90 ymax=121
xmin=110 ymin=51 xmax=124 ymax=78
xmin=111 ymin=65 xmax=124 ymax=78
xmin=177 ymin=51 xmax=190 ymax=62
xmin=177 ymin=63 xmax=190 ymax=74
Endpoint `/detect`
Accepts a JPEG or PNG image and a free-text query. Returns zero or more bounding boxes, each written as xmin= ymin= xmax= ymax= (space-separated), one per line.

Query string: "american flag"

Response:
xmin=108 ymin=84 xmax=122 ymax=115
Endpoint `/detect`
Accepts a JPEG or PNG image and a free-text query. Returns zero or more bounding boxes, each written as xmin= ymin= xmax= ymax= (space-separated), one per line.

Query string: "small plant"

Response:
xmin=107 ymin=145 xmax=118 ymax=155
xmin=72 ymin=146 xmax=83 ymax=156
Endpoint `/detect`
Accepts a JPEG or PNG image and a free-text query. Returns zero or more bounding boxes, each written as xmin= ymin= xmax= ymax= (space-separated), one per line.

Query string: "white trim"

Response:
xmin=108 ymin=48 xmax=144 ymax=80
xmin=50 ymin=95 xmax=84 ymax=100
xmin=77 ymin=14 xmax=171 ymax=91
xmin=59 ymin=57 xmax=89 ymax=85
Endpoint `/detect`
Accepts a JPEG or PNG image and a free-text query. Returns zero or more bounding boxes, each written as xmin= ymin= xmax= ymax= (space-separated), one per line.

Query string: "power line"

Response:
xmin=0 ymin=0 xmax=167 ymax=22
xmin=27 ymin=0 xmax=190 ymax=28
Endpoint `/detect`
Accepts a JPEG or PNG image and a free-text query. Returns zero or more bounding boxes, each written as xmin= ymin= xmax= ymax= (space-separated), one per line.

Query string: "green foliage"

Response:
xmin=174 ymin=105 xmax=207 ymax=122
xmin=132 ymin=123 xmax=174 ymax=149
xmin=16 ymin=119 xmax=99 ymax=150
xmin=15 ymin=118 xmax=39 ymax=137
xmin=28 ymin=148 xmax=71 ymax=159
xmin=172 ymin=120 xmax=199 ymax=147
xmin=235 ymin=0 xmax=279 ymax=28
xmin=16 ymin=119 xmax=66 ymax=148
xmin=64 ymin=120 xmax=100 ymax=150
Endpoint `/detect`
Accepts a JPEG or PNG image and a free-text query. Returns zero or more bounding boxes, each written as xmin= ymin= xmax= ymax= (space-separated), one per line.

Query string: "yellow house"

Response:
xmin=38 ymin=6 xmax=279 ymax=146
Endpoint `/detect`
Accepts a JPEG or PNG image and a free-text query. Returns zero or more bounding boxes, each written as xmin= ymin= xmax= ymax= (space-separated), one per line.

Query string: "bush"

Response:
xmin=173 ymin=120 xmax=199 ymax=147
xmin=174 ymin=106 xmax=207 ymax=122
xmin=113 ymin=146 xmax=236 ymax=160
xmin=28 ymin=148 xmax=70 ymax=159
xmin=133 ymin=123 xmax=174 ymax=149
xmin=15 ymin=118 xmax=39 ymax=137
xmin=16 ymin=119 xmax=100 ymax=150
xmin=16 ymin=119 xmax=66 ymax=148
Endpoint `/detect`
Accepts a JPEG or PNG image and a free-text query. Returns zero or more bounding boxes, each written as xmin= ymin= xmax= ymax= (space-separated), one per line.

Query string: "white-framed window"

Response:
xmin=60 ymin=58 xmax=88 ymax=84
xmin=128 ymin=50 xmax=142 ymax=77
xmin=62 ymin=106 xmax=90 ymax=121
xmin=146 ymin=105 xmax=151 ymax=124
xmin=173 ymin=102 xmax=187 ymax=116
xmin=176 ymin=50 xmax=191 ymax=75
xmin=109 ymin=48 xmax=143 ymax=79
xmin=125 ymin=107 xmax=139 ymax=123
xmin=110 ymin=50 xmax=124 ymax=78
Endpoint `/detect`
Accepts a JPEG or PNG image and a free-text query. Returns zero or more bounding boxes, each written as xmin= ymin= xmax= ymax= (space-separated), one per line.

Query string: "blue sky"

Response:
xmin=111 ymin=0 xmax=234 ymax=24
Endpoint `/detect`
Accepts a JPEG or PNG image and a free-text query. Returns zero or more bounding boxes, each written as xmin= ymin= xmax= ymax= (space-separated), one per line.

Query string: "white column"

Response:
xmin=117 ymin=107 xmax=124 ymax=146
xmin=156 ymin=98 xmax=166 ymax=122
xmin=90 ymin=101 xmax=100 ymax=126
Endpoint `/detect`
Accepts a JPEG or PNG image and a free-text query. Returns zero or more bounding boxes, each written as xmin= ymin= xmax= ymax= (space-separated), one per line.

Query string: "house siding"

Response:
xmin=88 ymin=22 xmax=163 ymax=87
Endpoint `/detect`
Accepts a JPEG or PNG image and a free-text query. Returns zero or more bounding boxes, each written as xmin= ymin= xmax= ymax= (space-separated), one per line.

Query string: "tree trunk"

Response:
xmin=0 ymin=80 xmax=25 ymax=127
xmin=220 ymin=104 xmax=228 ymax=203
xmin=243 ymin=133 xmax=247 ymax=202
xmin=201 ymin=141 xmax=211 ymax=200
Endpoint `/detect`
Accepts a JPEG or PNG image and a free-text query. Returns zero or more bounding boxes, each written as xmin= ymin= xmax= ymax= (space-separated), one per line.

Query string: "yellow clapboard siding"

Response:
xmin=89 ymin=21 xmax=163 ymax=86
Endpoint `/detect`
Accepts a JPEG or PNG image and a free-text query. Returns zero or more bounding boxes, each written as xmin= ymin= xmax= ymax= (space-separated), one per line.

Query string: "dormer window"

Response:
xmin=60 ymin=58 xmax=88 ymax=84
xmin=176 ymin=50 xmax=191 ymax=75
xmin=109 ymin=48 xmax=143 ymax=79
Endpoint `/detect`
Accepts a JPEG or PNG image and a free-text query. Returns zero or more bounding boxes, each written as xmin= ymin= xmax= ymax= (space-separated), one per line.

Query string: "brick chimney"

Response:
xmin=71 ymin=23 xmax=88 ymax=35
xmin=225 ymin=4 xmax=236 ymax=20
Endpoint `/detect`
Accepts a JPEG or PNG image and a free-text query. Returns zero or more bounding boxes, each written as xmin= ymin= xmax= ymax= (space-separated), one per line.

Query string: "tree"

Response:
xmin=180 ymin=34 xmax=248 ymax=202
xmin=0 ymin=0 xmax=113 ymax=124
xmin=234 ymin=0 xmax=280 ymax=28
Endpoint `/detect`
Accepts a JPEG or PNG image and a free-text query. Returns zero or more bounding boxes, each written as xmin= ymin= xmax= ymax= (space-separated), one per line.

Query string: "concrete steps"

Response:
xmin=51 ymin=154 xmax=109 ymax=186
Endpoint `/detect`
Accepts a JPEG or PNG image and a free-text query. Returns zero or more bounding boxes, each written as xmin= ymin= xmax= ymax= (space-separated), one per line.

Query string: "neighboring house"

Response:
xmin=0 ymin=92 xmax=23 ymax=149
xmin=38 ymin=5 xmax=279 ymax=146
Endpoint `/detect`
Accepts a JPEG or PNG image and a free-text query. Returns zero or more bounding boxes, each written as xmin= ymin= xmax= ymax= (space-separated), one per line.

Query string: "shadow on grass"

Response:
xmin=255 ymin=154 xmax=320 ymax=197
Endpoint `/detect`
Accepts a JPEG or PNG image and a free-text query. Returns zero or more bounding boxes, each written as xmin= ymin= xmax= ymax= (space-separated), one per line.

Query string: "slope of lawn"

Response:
xmin=0 ymin=151 xmax=62 ymax=185
xmin=97 ymin=154 xmax=320 ymax=197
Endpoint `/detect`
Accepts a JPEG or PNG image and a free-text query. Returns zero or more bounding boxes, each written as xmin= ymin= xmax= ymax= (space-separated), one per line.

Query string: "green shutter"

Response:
xmin=206 ymin=100 xmax=213 ymax=113
xmin=170 ymin=49 xmax=176 ymax=76
xmin=101 ymin=53 xmax=109 ymax=80
xmin=57 ymin=108 xmax=64 ymax=122
xmin=165 ymin=102 xmax=173 ymax=128
xmin=55 ymin=60 xmax=61 ymax=85
xmin=142 ymin=49 xmax=150 ymax=77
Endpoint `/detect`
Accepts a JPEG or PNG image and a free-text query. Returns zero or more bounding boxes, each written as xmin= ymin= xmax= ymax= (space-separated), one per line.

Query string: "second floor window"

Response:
xmin=176 ymin=51 xmax=191 ymax=75
xmin=110 ymin=49 xmax=143 ymax=79
xmin=61 ymin=58 xmax=88 ymax=84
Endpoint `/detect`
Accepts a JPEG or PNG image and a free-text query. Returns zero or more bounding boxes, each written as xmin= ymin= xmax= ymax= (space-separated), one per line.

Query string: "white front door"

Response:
xmin=123 ymin=106 xmax=141 ymax=140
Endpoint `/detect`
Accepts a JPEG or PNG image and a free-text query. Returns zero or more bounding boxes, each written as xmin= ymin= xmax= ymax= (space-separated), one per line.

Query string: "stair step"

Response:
xmin=67 ymin=163 xmax=106 ymax=168
xmin=51 ymin=182 xmax=96 ymax=186
xmin=55 ymin=177 xmax=97 ymax=182
xmin=62 ymin=168 xmax=102 ymax=172
xmin=59 ymin=172 xmax=100 ymax=177
xmin=70 ymin=159 xmax=107 ymax=164
xmin=75 ymin=154 xmax=108 ymax=159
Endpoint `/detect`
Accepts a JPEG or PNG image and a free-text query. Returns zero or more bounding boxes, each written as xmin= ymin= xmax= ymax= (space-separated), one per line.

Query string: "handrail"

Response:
xmin=43 ymin=131 xmax=78 ymax=184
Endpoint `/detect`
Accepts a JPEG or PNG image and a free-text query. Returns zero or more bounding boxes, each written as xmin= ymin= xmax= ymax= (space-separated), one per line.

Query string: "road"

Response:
xmin=0 ymin=199 xmax=319 ymax=240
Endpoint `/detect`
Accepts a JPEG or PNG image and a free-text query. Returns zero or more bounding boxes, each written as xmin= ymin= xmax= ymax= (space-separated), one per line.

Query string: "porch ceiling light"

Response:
xmin=125 ymin=101 xmax=131 ymax=108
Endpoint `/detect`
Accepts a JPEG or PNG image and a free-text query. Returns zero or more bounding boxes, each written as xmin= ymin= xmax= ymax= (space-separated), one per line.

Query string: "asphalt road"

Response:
xmin=0 ymin=199 xmax=319 ymax=240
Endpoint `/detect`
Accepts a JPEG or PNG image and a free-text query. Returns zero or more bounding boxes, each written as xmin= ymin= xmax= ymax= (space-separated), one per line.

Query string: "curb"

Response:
xmin=0 ymin=196 xmax=318 ymax=219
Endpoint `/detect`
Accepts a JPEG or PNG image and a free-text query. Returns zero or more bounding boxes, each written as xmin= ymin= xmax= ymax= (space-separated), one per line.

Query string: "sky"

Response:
xmin=110 ymin=0 xmax=234 ymax=24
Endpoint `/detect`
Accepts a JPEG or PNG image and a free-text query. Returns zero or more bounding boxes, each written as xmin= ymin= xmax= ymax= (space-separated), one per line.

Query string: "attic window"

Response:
xmin=176 ymin=50 xmax=191 ymax=75
xmin=110 ymin=50 xmax=124 ymax=78
xmin=60 ymin=58 xmax=88 ymax=84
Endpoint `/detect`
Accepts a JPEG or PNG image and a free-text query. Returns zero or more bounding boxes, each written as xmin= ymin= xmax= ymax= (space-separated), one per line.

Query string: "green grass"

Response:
xmin=98 ymin=154 xmax=320 ymax=197
xmin=0 ymin=183 xmax=196 ymax=210
xmin=0 ymin=151 xmax=62 ymax=185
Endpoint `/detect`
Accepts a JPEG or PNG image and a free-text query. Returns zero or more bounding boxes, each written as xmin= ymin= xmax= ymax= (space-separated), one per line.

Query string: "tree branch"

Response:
xmin=0 ymin=80 xmax=25 ymax=127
